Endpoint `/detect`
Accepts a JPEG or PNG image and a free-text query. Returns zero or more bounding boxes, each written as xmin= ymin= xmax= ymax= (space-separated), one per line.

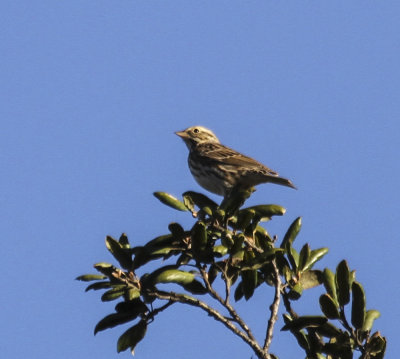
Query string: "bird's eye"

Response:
xmin=193 ymin=128 xmax=199 ymax=133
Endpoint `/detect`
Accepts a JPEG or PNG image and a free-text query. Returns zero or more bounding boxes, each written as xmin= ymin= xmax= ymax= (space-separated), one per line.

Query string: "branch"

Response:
xmin=148 ymin=289 xmax=266 ymax=359
xmin=198 ymin=266 xmax=257 ymax=343
xmin=263 ymin=259 xmax=282 ymax=353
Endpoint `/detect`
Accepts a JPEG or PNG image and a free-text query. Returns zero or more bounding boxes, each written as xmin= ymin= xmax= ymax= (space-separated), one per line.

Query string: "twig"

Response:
xmin=198 ymin=266 xmax=257 ymax=342
xmin=263 ymin=259 xmax=282 ymax=353
xmin=147 ymin=289 xmax=265 ymax=359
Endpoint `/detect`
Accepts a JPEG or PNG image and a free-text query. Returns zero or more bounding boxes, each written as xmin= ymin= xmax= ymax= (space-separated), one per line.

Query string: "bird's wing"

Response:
xmin=199 ymin=143 xmax=279 ymax=176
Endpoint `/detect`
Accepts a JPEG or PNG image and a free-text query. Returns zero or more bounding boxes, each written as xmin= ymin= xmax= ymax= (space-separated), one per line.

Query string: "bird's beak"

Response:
xmin=175 ymin=130 xmax=188 ymax=139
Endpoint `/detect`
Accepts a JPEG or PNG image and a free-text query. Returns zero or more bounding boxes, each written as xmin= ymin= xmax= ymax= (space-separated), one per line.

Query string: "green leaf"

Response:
xmin=117 ymin=319 xmax=147 ymax=354
xmin=323 ymin=268 xmax=338 ymax=305
xmin=115 ymin=299 xmax=148 ymax=315
xmin=242 ymin=204 xmax=286 ymax=220
xmin=220 ymin=187 xmax=254 ymax=216
xmin=298 ymin=243 xmax=311 ymax=272
xmin=299 ymin=270 xmax=323 ymax=289
xmin=351 ymin=281 xmax=366 ymax=329
xmin=85 ymin=281 xmax=112 ymax=292
xmin=280 ymin=217 xmax=302 ymax=249
xmin=94 ymin=312 xmax=139 ymax=335
xmin=93 ymin=262 xmax=116 ymax=276
xmin=208 ymin=264 xmax=219 ymax=285
xmin=281 ymin=315 xmax=327 ymax=331
xmin=151 ymin=268 xmax=195 ymax=285
xmin=241 ymin=269 xmax=257 ymax=300
xmin=153 ymin=192 xmax=188 ymax=211
xmin=76 ymin=274 xmax=107 ymax=282
xmin=302 ymin=247 xmax=329 ymax=272
xmin=287 ymin=246 xmax=299 ymax=271
xmin=105 ymin=236 xmax=132 ymax=270
xmin=101 ymin=288 xmax=125 ymax=302
xmin=287 ymin=282 xmax=303 ymax=300
xmin=319 ymin=294 xmax=340 ymax=319
xmin=361 ymin=310 xmax=380 ymax=332
xmin=336 ymin=260 xmax=351 ymax=306
xmin=234 ymin=281 xmax=244 ymax=301
xmin=213 ymin=245 xmax=228 ymax=257
xmin=235 ymin=209 xmax=256 ymax=230
xmin=182 ymin=191 xmax=218 ymax=212
xmin=315 ymin=322 xmax=342 ymax=338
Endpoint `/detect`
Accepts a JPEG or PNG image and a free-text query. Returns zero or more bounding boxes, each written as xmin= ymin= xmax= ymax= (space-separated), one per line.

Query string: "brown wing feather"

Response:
xmin=198 ymin=143 xmax=279 ymax=176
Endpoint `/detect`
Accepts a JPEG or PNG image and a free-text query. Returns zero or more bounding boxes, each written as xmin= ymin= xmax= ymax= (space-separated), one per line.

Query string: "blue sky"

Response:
xmin=1 ymin=1 xmax=399 ymax=358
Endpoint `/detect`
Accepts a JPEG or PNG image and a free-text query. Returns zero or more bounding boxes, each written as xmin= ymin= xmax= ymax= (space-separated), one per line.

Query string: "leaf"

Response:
xmin=117 ymin=319 xmax=147 ymax=354
xmin=153 ymin=192 xmax=188 ymax=211
xmin=280 ymin=217 xmax=302 ymax=249
xmin=242 ymin=204 xmax=286 ymax=220
xmin=235 ymin=209 xmax=256 ymax=230
xmin=76 ymin=274 xmax=107 ymax=282
xmin=302 ymin=247 xmax=329 ymax=272
xmin=319 ymin=294 xmax=340 ymax=319
xmin=298 ymin=244 xmax=310 ymax=272
xmin=101 ymin=288 xmax=125 ymax=302
xmin=182 ymin=280 xmax=208 ymax=294
xmin=93 ymin=262 xmax=116 ymax=276
xmin=336 ymin=260 xmax=351 ymax=306
xmin=287 ymin=282 xmax=303 ymax=300
xmin=241 ymin=269 xmax=257 ymax=300
xmin=220 ymin=187 xmax=254 ymax=216
xmin=191 ymin=221 xmax=211 ymax=261
xmin=213 ymin=245 xmax=228 ymax=257
xmin=323 ymin=268 xmax=338 ymax=305
xmin=299 ymin=270 xmax=323 ymax=289
xmin=151 ymin=268 xmax=195 ymax=285
xmin=94 ymin=312 xmax=140 ymax=335
xmin=287 ymin=246 xmax=299 ymax=272
xmin=281 ymin=315 xmax=327 ymax=331
xmin=119 ymin=233 xmax=130 ymax=248
xmin=105 ymin=236 xmax=133 ymax=270
xmin=182 ymin=191 xmax=218 ymax=212
xmin=315 ymin=322 xmax=342 ymax=338
xmin=168 ymin=222 xmax=185 ymax=239
xmin=351 ymin=281 xmax=366 ymax=329
xmin=362 ymin=310 xmax=380 ymax=332
xmin=85 ymin=281 xmax=112 ymax=292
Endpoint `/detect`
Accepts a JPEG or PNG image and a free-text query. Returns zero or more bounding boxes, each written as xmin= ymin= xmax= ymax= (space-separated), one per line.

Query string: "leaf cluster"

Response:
xmin=77 ymin=189 xmax=385 ymax=358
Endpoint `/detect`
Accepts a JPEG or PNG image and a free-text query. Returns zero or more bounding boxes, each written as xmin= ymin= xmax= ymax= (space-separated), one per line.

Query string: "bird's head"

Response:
xmin=175 ymin=126 xmax=220 ymax=150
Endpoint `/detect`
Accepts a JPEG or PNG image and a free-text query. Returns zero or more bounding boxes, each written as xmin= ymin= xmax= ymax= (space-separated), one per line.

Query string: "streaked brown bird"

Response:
xmin=175 ymin=126 xmax=296 ymax=196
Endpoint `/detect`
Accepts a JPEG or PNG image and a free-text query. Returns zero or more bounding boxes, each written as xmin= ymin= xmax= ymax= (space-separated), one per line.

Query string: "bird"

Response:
xmin=175 ymin=126 xmax=296 ymax=196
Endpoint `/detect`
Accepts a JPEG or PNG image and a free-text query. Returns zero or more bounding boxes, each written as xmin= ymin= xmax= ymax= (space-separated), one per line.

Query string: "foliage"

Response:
xmin=77 ymin=189 xmax=386 ymax=358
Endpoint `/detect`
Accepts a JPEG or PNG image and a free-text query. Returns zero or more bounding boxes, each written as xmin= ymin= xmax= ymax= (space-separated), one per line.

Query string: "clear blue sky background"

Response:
xmin=1 ymin=1 xmax=399 ymax=358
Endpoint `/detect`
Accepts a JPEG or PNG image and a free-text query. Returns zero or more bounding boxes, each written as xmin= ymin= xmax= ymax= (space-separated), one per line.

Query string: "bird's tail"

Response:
xmin=265 ymin=175 xmax=297 ymax=190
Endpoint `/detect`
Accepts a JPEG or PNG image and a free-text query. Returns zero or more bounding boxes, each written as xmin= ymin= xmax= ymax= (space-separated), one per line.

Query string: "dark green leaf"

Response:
xmin=94 ymin=312 xmax=139 ymax=335
xmin=101 ymin=288 xmax=125 ymax=302
xmin=351 ymin=281 xmax=366 ymax=329
xmin=183 ymin=191 xmax=218 ymax=211
xmin=153 ymin=192 xmax=188 ymax=211
xmin=280 ymin=217 xmax=302 ymax=249
xmin=287 ymin=246 xmax=299 ymax=271
xmin=362 ymin=310 xmax=380 ymax=332
xmin=336 ymin=260 xmax=351 ymax=306
xmin=302 ymin=247 xmax=329 ymax=272
xmin=76 ymin=274 xmax=107 ymax=282
xmin=298 ymin=243 xmax=311 ymax=272
xmin=85 ymin=281 xmax=112 ymax=292
xmin=319 ymin=294 xmax=340 ymax=319
xmin=117 ymin=319 xmax=147 ymax=354
xmin=168 ymin=222 xmax=185 ymax=239
xmin=182 ymin=280 xmax=208 ymax=294
xmin=299 ymin=270 xmax=323 ymax=289
xmin=323 ymin=268 xmax=338 ymax=305
xmin=93 ymin=262 xmax=116 ymax=276
xmin=281 ymin=315 xmax=327 ymax=331
xmin=287 ymin=282 xmax=303 ymax=300
xmin=119 ymin=233 xmax=130 ymax=248
xmin=314 ymin=322 xmax=342 ymax=338
xmin=105 ymin=236 xmax=132 ymax=270
xmin=243 ymin=204 xmax=286 ymax=220
xmin=115 ymin=299 xmax=148 ymax=315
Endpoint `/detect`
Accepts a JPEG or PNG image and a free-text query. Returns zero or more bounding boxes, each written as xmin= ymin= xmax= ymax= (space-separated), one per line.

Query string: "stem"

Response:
xmin=263 ymin=259 xmax=282 ymax=353
xmin=198 ymin=266 xmax=257 ymax=342
xmin=148 ymin=289 xmax=266 ymax=359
